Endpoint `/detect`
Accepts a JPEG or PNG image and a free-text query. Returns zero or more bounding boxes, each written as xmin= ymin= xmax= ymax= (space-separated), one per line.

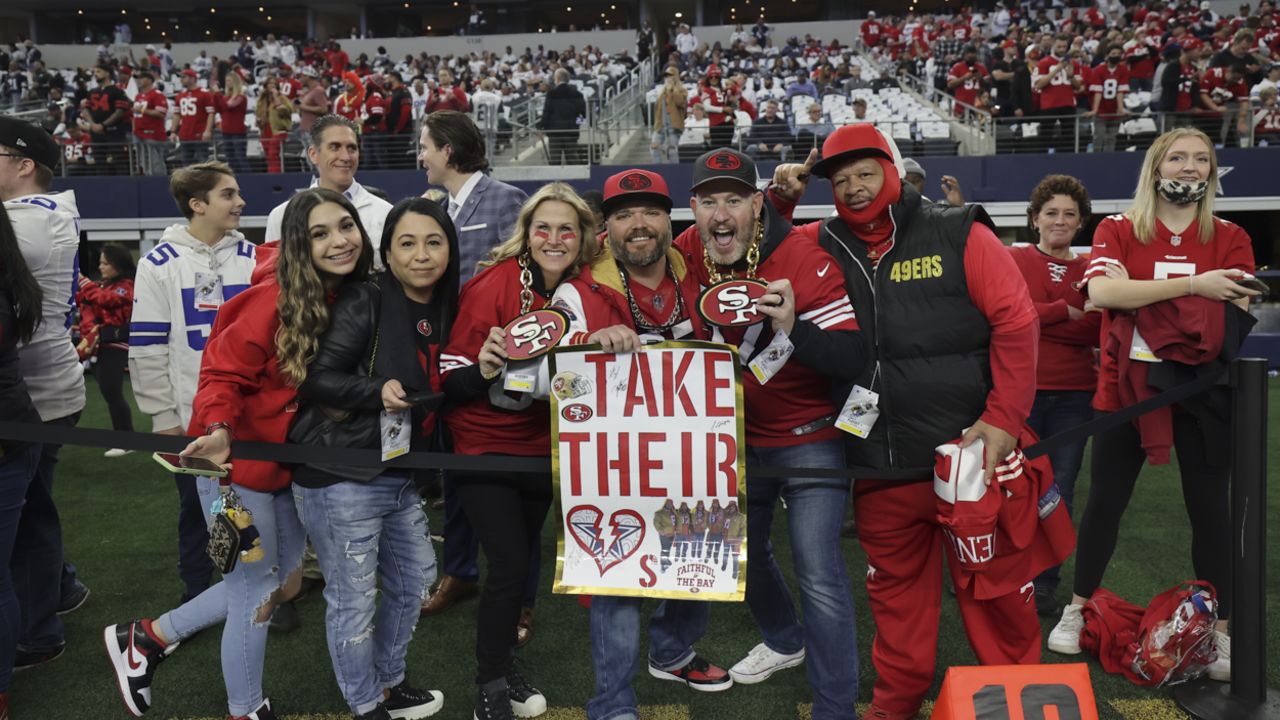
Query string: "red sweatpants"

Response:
xmin=854 ymin=478 xmax=1041 ymax=715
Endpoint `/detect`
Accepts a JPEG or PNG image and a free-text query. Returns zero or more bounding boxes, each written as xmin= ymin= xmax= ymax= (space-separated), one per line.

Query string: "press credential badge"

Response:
xmin=836 ymin=385 xmax=880 ymax=439
xmin=380 ymin=409 xmax=411 ymax=462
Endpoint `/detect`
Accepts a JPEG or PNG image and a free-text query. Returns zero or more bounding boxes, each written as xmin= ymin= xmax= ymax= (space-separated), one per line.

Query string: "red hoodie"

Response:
xmin=1008 ymin=244 xmax=1099 ymax=392
xmin=189 ymin=279 xmax=298 ymax=492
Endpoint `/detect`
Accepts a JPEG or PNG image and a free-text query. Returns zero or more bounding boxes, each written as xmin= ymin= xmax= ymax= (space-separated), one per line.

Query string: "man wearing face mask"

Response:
xmin=770 ymin=124 xmax=1065 ymax=720
xmin=1086 ymin=45 xmax=1131 ymax=153
xmin=672 ymin=148 xmax=867 ymax=720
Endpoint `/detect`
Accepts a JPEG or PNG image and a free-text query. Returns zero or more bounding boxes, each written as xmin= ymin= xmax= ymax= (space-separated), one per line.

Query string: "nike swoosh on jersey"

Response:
xmin=817 ymin=263 xmax=831 ymax=277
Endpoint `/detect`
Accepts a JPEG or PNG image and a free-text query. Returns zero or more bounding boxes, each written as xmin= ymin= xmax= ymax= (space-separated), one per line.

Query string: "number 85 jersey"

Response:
xmin=128 ymin=224 xmax=257 ymax=432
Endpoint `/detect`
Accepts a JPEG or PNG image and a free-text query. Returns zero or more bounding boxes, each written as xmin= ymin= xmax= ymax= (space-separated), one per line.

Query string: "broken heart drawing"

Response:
xmin=567 ymin=505 xmax=647 ymax=575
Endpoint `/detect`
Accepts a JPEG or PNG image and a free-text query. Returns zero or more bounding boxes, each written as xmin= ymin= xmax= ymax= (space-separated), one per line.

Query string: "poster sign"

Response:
xmin=550 ymin=341 xmax=747 ymax=601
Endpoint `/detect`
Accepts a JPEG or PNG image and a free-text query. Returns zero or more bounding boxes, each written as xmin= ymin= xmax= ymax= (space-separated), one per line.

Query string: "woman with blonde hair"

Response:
xmin=440 ymin=182 xmax=598 ymax=720
xmin=104 ymin=188 xmax=372 ymax=720
xmin=1047 ymin=128 xmax=1261 ymax=681
xmin=215 ymin=70 xmax=250 ymax=174
xmin=256 ymin=76 xmax=294 ymax=173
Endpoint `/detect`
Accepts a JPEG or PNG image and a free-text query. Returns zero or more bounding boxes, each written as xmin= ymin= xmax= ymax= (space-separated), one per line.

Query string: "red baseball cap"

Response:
xmin=279 ymin=63 xmax=293 ymax=74
xmin=181 ymin=68 xmax=198 ymax=78
xmin=601 ymin=169 xmax=672 ymax=217
xmin=811 ymin=122 xmax=903 ymax=179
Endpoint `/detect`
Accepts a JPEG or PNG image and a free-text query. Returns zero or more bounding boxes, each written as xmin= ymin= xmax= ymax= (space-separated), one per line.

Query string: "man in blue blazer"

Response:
xmin=418 ymin=110 xmax=528 ymax=282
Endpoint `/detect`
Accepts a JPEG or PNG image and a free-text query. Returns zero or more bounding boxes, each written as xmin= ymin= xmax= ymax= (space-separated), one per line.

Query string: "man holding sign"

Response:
xmin=550 ymin=169 xmax=734 ymax=720
xmin=674 ymin=148 xmax=868 ymax=720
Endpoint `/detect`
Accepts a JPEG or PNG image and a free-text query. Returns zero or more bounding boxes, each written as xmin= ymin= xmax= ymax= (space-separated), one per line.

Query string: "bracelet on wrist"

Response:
xmin=205 ymin=422 xmax=233 ymax=439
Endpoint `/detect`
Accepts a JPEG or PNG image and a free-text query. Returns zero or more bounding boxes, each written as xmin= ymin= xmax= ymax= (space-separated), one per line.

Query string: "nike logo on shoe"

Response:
xmin=127 ymin=633 xmax=145 ymax=671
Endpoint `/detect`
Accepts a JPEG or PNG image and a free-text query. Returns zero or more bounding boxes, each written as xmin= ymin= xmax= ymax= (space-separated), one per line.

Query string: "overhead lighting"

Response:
xmin=77 ymin=9 xmax=83 ymax=14
xmin=210 ymin=7 xmax=216 ymax=13
xmin=674 ymin=11 xmax=683 ymax=18
xmin=121 ymin=9 xmax=127 ymax=14
xmin=266 ymin=15 xmax=272 ymax=20
xmin=205 ymin=30 xmax=211 ymax=35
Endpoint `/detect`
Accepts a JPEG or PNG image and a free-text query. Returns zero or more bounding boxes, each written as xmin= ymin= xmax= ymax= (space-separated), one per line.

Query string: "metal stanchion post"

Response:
xmin=1175 ymin=357 xmax=1279 ymax=719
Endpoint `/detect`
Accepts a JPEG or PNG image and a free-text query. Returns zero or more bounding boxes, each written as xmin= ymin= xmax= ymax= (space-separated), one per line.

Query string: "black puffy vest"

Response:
xmin=817 ymin=184 xmax=995 ymax=475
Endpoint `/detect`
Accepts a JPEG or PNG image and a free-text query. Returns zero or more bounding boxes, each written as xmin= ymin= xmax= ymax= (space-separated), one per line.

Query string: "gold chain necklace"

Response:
xmin=517 ymin=252 xmax=535 ymax=314
xmin=703 ymin=222 xmax=763 ymax=283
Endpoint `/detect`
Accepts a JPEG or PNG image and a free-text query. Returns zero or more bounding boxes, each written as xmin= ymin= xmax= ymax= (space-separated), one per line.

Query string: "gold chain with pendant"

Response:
xmin=703 ymin=221 xmax=764 ymax=283
xmin=517 ymin=251 xmax=535 ymax=314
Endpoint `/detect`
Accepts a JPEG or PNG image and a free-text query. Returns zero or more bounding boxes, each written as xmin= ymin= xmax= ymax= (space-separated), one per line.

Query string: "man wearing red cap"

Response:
xmin=551 ymin=169 xmax=733 ymax=720
xmin=672 ymin=148 xmax=867 ymax=720
xmin=772 ymin=124 xmax=1043 ymax=720
xmin=690 ymin=65 xmax=734 ymax=150
xmin=170 ymin=69 xmax=215 ymax=166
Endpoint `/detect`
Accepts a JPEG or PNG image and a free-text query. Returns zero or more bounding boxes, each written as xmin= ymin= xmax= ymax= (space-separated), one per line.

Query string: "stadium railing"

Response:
xmin=992 ymin=109 xmax=1276 ymax=154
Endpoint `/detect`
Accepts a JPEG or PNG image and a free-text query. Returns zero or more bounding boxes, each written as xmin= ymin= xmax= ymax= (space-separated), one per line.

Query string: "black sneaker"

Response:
xmin=57 ymin=580 xmax=91 ymax=615
xmin=385 ymin=681 xmax=444 ymax=719
xmin=474 ymin=683 xmax=515 ymax=720
xmin=1035 ymin=585 xmax=1060 ymax=617
xmin=268 ymin=600 xmax=300 ymax=634
xmin=647 ymin=655 xmax=734 ymax=692
xmin=506 ymin=667 xmax=546 ymax=718
xmin=354 ymin=705 xmax=391 ymax=720
xmin=13 ymin=644 xmax=65 ymax=672
xmin=231 ymin=698 xmax=278 ymax=720
xmin=103 ymin=620 xmax=178 ymax=716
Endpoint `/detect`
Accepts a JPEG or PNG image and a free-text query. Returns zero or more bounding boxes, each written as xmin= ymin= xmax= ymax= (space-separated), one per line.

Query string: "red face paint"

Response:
xmin=533 ymin=228 xmax=551 ymax=241
xmin=559 ymin=229 xmax=578 ymax=242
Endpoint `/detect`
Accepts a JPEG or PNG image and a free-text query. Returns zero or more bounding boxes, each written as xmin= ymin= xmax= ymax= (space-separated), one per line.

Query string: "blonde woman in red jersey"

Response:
xmin=1046 ymin=127 xmax=1262 ymax=682
xmin=1008 ymin=175 xmax=1101 ymax=618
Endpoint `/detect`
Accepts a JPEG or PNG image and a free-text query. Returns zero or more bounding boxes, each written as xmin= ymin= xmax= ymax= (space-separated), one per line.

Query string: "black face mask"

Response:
xmin=1108 ymin=55 xmax=1122 ymax=65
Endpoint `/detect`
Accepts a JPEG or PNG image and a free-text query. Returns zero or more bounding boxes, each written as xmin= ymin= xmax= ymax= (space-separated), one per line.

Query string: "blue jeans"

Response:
xmin=1026 ymin=389 xmax=1093 ymax=590
xmin=0 ymin=444 xmax=40 ymax=691
xmin=178 ymin=140 xmax=210 ymax=165
xmin=587 ymin=597 xmax=709 ymax=720
xmin=14 ymin=412 xmax=79 ymax=653
xmin=296 ymin=474 xmax=435 ymax=715
xmin=745 ymin=439 xmax=858 ymax=720
xmin=220 ymin=134 xmax=249 ymax=175
xmin=156 ymin=477 xmax=306 ymax=716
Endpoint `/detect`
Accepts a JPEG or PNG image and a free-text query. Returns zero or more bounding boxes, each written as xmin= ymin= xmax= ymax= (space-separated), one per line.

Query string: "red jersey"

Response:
xmin=674 ymin=226 xmax=860 ymax=447
xmin=948 ymin=61 xmax=989 ymax=116
xmin=77 ymin=276 xmax=134 ymax=350
xmin=132 ymin=88 xmax=168 ymax=140
xmin=1035 ymin=56 xmax=1084 ymax=110
xmin=174 ymin=88 xmax=215 ymax=141
xmin=1123 ymin=38 xmax=1159 ymax=80
xmin=276 ymin=78 xmax=299 ymax=99
xmin=1082 ymin=215 xmax=1255 ymax=412
xmin=425 ymin=85 xmax=470 ymax=114
xmin=861 ymin=19 xmax=883 ymax=47
xmin=326 ymin=49 xmax=349 ymax=77
xmin=1172 ymin=62 xmax=1199 ymax=112
xmin=952 ymin=24 xmax=973 ymax=42
xmin=190 ymin=279 xmax=301 ymax=493
xmin=60 ymin=135 xmax=92 ymax=165
xmin=334 ymin=91 xmax=363 ymax=124
xmin=362 ymin=90 xmax=386 ymax=134
xmin=1089 ymin=62 xmax=1131 ymax=117
xmin=440 ymin=258 xmax=553 ymax=457
xmin=1008 ymin=245 xmax=1098 ymax=392
xmin=1254 ymin=106 xmax=1280 ymax=135
xmin=215 ymin=93 xmax=248 ymax=135
xmin=1200 ymin=66 xmax=1248 ymax=111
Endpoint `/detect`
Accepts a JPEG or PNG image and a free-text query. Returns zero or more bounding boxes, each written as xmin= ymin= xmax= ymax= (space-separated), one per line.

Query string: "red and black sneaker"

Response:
xmin=647 ymin=655 xmax=733 ymax=692
xmin=103 ymin=619 xmax=179 ymax=717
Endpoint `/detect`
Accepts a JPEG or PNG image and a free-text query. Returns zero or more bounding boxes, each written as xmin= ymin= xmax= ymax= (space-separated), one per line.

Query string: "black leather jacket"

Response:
xmin=0 ymin=289 xmax=41 ymax=460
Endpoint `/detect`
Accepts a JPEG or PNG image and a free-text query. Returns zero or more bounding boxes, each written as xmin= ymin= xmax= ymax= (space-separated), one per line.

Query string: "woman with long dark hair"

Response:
xmin=77 ymin=242 xmax=136 ymax=455
xmin=1047 ymin=128 xmax=1262 ymax=682
xmin=442 ymin=182 xmax=599 ymax=720
xmin=0 ymin=203 xmax=45 ymax=718
xmin=288 ymin=197 xmax=461 ymax=719
xmin=104 ymin=188 xmax=372 ymax=720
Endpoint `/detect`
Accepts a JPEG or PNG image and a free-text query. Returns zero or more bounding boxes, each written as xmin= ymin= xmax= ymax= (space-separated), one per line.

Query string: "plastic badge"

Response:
xmin=193 ymin=272 xmax=224 ymax=311
xmin=503 ymin=358 xmax=541 ymax=394
xmin=1129 ymin=327 xmax=1163 ymax=363
xmin=503 ymin=308 xmax=569 ymax=361
xmin=835 ymin=385 xmax=880 ymax=438
xmin=748 ymin=328 xmax=794 ymax=385
xmin=380 ymin=409 xmax=411 ymax=462
xmin=697 ymin=278 xmax=769 ymax=328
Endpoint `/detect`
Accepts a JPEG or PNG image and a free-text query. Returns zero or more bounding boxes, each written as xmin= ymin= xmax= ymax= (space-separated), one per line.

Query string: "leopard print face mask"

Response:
xmin=1156 ymin=178 xmax=1208 ymax=206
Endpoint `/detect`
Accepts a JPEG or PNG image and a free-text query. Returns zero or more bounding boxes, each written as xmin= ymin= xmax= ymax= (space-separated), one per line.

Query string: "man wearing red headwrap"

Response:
xmin=769 ymin=125 xmax=1047 ymax=720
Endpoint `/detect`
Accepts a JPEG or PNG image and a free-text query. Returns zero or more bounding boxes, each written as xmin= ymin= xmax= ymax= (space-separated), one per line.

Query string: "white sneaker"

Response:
xmin=728 ymin=642 xmax=805 ymax=684
xmin=1207 ymin=631 xmax=1230 ymax=682
xmin=1047 ymin=604 xmax=1085 ymax=655
xmin=104 ymin=448 xmax=133 ymax=458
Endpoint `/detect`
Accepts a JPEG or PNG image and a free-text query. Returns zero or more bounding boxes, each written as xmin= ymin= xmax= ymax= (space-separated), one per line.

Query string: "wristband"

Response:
xmin=205 ymin=422 xmax=233 ymax=439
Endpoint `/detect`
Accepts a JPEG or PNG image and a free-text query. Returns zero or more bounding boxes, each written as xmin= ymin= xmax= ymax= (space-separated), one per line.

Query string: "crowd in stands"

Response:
xmin=1 ymin=32 xmax=642 ymax=175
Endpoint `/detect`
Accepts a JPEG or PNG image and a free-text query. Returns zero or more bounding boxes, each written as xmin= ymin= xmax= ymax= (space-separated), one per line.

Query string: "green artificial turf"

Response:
xmin=9 ymin=376 xmax=1280 ymax=719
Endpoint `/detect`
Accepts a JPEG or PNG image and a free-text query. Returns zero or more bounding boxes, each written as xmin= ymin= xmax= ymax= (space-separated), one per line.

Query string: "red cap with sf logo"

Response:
xmin=601 ymin=169 xmax=673 ymax=217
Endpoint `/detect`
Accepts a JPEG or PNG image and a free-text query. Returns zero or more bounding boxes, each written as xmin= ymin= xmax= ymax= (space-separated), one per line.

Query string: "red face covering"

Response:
xmin=833 ymin=156 xmax=902 ymax=246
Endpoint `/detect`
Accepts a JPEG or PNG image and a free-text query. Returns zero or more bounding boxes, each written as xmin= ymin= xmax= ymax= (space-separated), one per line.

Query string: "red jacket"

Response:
xmin=439 ymin=258 xmax=552 ymax=457
xmin=1102 ymin=296 xmax=1225 ymax=465
xmin=189 ymin=279 xmax=299 ymax=492
xmin=425 ymin=85 xmax=470 ymax=114
xmin=77 ymin=276 xmax=133 ymax=352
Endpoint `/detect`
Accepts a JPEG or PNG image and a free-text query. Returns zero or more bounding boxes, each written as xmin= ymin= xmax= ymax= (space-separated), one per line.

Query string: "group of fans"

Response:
xmin=0 ymin=50 xmax=1265 ymax=716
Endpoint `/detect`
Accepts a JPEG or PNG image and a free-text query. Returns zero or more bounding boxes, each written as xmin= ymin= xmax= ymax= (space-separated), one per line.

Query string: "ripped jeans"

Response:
xmin=295 ymin=473 xmax=437 ymax=716
xmin=155 ymin=477 xmax=306 ymax=716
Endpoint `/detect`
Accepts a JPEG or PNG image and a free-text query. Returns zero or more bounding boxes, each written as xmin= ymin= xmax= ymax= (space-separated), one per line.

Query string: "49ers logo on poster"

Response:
xmin=503 ymin=309 xmax=568 ymax=360
xmin=697 ymin=279 xmax=769 ymax=328
xmin=561 ymin=403 xmax=593 ymax=422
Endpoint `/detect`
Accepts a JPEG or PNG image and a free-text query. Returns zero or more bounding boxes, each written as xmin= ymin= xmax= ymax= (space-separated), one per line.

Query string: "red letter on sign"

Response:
xmin=681 ymin=432 xmax=694 ymax=496
xmin=584 ymin=353 xmax=614 ymax=416
xmin=560 ymin=432 xmax=590 ymax=495
xmin=716 ymin=433 xmax=738 ymax=497
xmin=663 ymin=350 xmax=697 ymax=416
xmin=638 ymin=432 xmax=667 ymax=497
xmin=703 ymin=352 xmax=734 ymax=417
xmin=624 ymin=353 xmax=659 ymax=417
xmin=598 ymin=432 xmax=631 ymax=496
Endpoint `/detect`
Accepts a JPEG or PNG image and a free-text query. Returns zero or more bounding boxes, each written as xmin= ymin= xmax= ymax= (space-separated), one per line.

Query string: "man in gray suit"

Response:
xmin=418 ymin=110 xmax=528 ymax=282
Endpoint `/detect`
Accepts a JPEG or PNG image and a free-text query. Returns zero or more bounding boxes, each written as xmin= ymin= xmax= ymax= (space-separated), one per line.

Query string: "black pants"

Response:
xmin=94 ymin=345 xmax=133 ymax=433
xmin=546 ymin=130 xmax=583 ymax=165
xmin=1039 ymin=106 xmax=1079 ymax=153
xmin=455 ymin=461 xmax=553 ymax=684
xmin=1072 ymin=410 xmax=1232 ymax=617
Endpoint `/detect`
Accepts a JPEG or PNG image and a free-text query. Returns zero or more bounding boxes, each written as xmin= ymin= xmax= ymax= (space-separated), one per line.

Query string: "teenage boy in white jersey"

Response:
xmin=0 ymin=116 xmax=87 ymax=670
xmin=129 ymin=161 xmax=258 ymax=606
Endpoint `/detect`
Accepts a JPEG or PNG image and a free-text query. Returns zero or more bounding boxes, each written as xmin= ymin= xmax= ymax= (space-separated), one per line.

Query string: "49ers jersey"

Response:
xmin=675 ymin=225 xmax=859 ymax=446
xmin=1083 ymin=214 xmax=1255 ymax=412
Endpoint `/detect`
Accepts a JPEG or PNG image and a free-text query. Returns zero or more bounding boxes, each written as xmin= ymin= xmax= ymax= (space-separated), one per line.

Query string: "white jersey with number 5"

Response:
xmin=128 ymin=224 xmax=257 ymax=431
xmin=7 ymin=191 xmax=85 ymax=422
